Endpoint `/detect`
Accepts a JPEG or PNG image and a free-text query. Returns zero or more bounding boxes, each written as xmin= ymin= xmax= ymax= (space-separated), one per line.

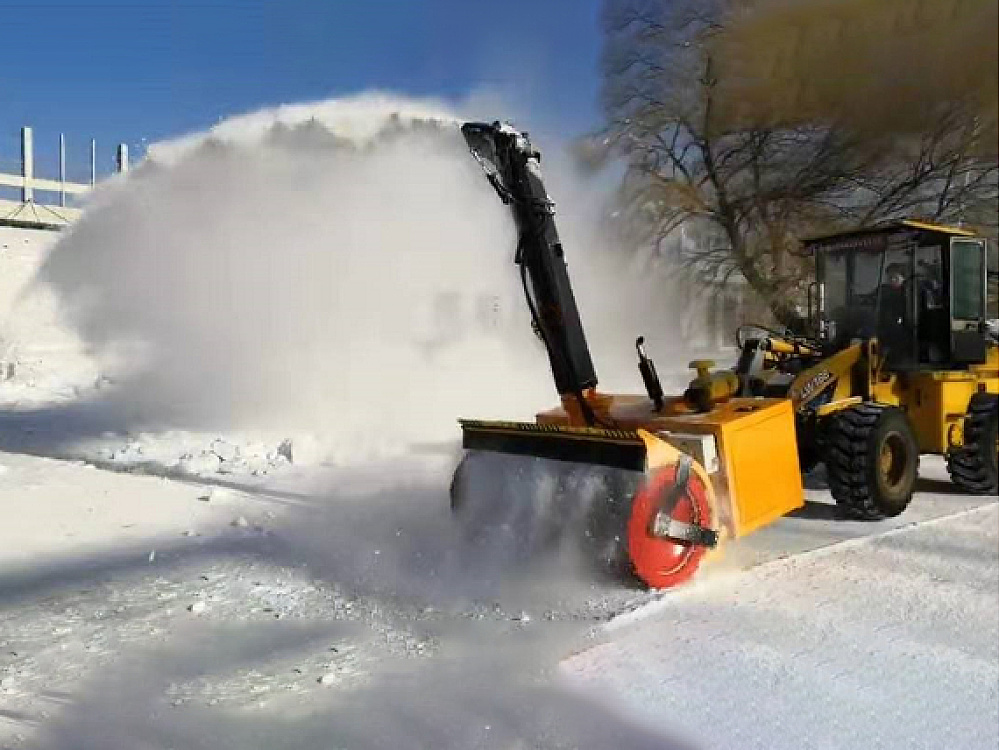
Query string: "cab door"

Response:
xmin=949 ymin=238 xmax=987 ymax=364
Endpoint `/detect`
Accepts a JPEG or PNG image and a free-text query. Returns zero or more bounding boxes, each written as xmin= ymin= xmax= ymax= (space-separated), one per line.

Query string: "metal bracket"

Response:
xmin=647 ymin=454 xmax=719 ymax=548
xmin=650 ymin=515 xmax=720 ymax=548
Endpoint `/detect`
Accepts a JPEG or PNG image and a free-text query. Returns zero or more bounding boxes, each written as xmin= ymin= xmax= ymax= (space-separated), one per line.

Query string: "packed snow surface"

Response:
xmin=1 ymin=449 xmax=996 ymax=749
xmin=563 ymin=503 xmax=1000 ymax=750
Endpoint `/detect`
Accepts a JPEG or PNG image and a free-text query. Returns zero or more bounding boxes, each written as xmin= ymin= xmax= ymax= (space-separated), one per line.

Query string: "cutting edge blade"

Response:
xmin=458 ymin=419 xmax=646 ymax=472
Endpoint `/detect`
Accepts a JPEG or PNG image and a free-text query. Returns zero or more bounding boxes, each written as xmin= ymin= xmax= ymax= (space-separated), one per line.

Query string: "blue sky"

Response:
xmin=0 ymin=0 xmax=604 ymax=182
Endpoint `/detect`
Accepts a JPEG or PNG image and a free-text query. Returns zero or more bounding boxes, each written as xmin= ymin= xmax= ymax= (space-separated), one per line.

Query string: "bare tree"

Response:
xmin=589 ymin=0 xmax=998 ymax=329
xmin=846 ymin=107 xmax=998 ymax=230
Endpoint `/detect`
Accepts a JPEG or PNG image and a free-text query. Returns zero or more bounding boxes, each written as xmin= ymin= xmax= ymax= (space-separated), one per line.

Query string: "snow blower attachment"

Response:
xmin=450 ymin=122 xmax=805 ymax=589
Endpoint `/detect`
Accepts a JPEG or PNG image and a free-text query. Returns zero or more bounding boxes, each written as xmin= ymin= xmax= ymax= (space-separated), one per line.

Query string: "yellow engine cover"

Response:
xmin=657 ymin=398 xmax=805 ymax=538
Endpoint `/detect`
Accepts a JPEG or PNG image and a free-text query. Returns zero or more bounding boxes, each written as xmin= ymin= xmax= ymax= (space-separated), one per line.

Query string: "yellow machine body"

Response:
xmin=657 ymin=399 xmax=805 ymax=538
xmin=785 ymin=340 xmax=999 ymax=453
xmin=453 ymin=124 xmax=997 ymax=590
xmin=462 ymin=389 xmax=805 ymax=543
xmin=537 ymin=393 xmax=804 ymax=540
xmin=869 ymin=347 xmax=998 ymax=453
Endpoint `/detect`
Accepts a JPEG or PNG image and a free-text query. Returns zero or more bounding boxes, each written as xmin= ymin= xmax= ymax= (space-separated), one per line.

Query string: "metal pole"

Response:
xmin=21 ymin=126 xmax=34 ymax=203
xmin=116 ymin=143 xmax=129 ymax=174
xmin=59 ymin=133 xmax=67 ymax=207
xmin=90 ymin=139 xmax=97 ymax=186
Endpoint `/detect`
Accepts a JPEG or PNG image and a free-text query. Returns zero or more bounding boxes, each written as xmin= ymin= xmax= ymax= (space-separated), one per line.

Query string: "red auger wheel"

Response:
xmin=626 ymin=462 xmax=715 ymax=589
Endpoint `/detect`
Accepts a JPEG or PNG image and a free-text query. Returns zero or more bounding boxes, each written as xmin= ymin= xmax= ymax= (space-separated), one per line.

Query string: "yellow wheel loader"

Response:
xmin=450 ymin=121 xmax=999 ymax=589
xmin=750 ymin=220 xmax=998 ymax=517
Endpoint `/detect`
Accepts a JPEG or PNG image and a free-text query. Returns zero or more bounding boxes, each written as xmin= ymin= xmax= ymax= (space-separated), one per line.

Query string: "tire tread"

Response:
xmin=823 ymin=403 xmax=918 ymax=520
xmin=946 ymin=393 xmax=999 ymax=495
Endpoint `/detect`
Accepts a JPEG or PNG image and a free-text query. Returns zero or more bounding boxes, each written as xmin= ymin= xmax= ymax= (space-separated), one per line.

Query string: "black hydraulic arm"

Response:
xmin=461 ymin=121 xmax=598 ymax=399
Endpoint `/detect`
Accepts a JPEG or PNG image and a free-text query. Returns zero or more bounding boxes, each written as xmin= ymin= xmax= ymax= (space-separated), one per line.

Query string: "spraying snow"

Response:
xmin=20 ymin=92 xmax=697 ymax=467
xmin=32 ymin=94 xmax=557 ymax=463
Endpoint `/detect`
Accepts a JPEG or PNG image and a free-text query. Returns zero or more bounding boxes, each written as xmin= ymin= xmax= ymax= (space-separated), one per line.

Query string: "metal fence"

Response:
xmin=0 ymin=127 xmax=128 ymax=229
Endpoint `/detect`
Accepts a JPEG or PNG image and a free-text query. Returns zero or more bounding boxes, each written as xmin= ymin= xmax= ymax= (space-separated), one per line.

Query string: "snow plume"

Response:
xmin=28 ymin=92 xmax=692 ymax=464
xmin=34 ymin=94 xmax=559 ymax=461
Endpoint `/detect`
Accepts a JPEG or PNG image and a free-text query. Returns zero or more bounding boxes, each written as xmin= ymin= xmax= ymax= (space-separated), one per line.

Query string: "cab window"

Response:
xmin=951 ymin=240 xmax=984 ymax=321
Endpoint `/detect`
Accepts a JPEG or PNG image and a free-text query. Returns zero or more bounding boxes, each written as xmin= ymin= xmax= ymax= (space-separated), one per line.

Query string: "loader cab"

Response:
xmin=808 ymin=220 xmax=990 ymax=369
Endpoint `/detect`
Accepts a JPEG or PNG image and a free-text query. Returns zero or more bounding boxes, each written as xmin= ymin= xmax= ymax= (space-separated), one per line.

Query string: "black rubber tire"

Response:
xmin=946 ymin=392 xmax=999 ymax=495
xmin=796 ymin=415 xmax=822 ymax=474
xmin=824 ymin=403 xmax=920 ymax=520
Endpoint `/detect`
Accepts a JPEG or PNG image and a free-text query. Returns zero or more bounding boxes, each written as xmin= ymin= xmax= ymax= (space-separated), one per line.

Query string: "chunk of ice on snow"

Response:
xmin=179 ymin=452 xmax=222 ymax=475
xmin=210 ymin=438 xmax=239 ymax=462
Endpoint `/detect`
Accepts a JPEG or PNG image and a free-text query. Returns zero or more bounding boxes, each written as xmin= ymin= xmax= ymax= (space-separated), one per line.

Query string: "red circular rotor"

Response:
xmin=626 ymin=463 xmax=714 ymax=589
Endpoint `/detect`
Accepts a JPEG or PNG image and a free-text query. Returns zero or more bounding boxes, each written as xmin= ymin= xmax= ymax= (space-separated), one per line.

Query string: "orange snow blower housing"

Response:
xmin=450 ymin=122 xmax=804 ymax=589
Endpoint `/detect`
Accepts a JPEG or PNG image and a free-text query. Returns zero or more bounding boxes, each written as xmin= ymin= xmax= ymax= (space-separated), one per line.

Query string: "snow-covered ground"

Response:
xmin=2 ymin=436 xmax=995 ymax=749
xmin=563 ymin=502 xmax=999 ymax=750
xmin=0 ymin=447 xmax=685 ymax=749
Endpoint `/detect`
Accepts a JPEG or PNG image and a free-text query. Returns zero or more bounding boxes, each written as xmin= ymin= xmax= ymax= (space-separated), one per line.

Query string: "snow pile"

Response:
xmin=88 ymin=434 xmax=290 ymax=477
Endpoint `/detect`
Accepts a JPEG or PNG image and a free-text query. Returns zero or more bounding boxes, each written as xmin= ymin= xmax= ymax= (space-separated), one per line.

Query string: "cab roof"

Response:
xmin=803 ymin=219 xmax=976 ymax=247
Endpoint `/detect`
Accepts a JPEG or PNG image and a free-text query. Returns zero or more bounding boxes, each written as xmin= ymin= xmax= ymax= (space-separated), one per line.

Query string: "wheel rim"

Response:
xmin=879 ymin=431 xmax=909 ymax=491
